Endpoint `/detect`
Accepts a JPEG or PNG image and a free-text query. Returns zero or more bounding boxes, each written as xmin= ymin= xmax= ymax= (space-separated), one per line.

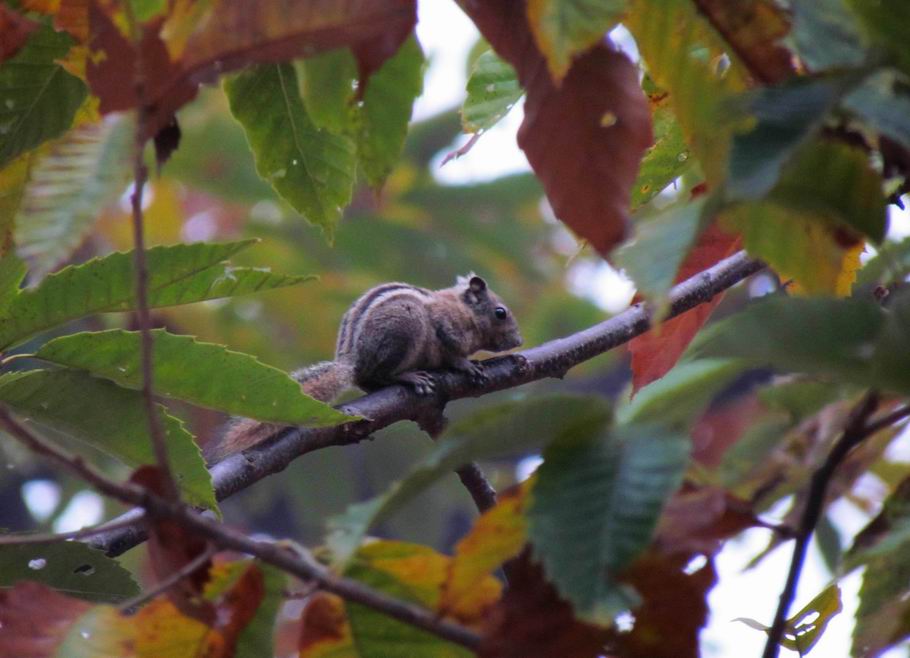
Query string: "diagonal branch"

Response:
xmin=762 ymin=395 xmax=910 ymax=658
xmin=0 ymin=406 xmax=481 ymax=650
xmin=90 ymin=250 xmax=765 ymax=557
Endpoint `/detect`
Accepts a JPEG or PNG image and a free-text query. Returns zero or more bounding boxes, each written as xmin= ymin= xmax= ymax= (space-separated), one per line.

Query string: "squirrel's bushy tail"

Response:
xmin=204 ymin=360 xmax=355 ymax=464
xmin=292 ymin=360 xmax=355 ymax=402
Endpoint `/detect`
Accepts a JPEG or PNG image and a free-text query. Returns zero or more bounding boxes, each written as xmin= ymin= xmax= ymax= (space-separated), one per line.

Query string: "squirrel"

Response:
xmin=204 ymin=274 xmax=522 ymax=463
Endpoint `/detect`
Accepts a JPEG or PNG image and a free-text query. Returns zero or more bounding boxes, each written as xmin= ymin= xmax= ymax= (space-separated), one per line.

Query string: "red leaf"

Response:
xmin=691 ymin=393 xmax=765 ymax=467
xmin=479 ymin=552 xmax=608 ymax=658
xmin=629 ymin=224 xmax=742 ymax=392
xmin=0 ymin=581 xmax=91 ymax=658
xmin=462 ymin=1 xmax=652 ymax=255
xmin=0 ymin=6 xmax=39 ymax=64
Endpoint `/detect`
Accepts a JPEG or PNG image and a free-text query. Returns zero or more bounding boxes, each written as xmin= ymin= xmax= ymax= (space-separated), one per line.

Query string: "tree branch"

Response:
xmin=90 ymin=250 xmax=765 ymax=557
xmin=759 ymin=393 xmax=910 ymax=658
xmin=0 ymin=406 xmax=481 ymax=650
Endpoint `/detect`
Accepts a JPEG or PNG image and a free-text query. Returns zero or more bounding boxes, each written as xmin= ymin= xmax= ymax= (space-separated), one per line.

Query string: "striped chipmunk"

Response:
xmin=205 ymin=274 xmax=523 ymax=462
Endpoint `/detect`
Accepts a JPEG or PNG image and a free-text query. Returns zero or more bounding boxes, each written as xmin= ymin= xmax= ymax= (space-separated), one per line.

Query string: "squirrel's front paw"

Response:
xmin=398 ymin=370 xmax=437 ymax=396
xmin=467 ymin=360 xmax=488 ymax=386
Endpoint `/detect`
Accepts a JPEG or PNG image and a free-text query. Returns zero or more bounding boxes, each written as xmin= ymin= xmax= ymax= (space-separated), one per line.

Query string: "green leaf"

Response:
xmin=15 ymin=116 xmax=133 ymax=281
xmin=357 ymin=36 xmax=424 ymax=188
xmin=461 ymin=50 xmax=523 ymax=134
xmin=0 ymin=25 xmax=87 ymax=168
xmin=0 ymin=540 xmax=139 ymax=603
xmin=618 ymin=358 xmax=745 ymax=428
xmin=728 ymin=78 xmax=845 ymax=200
xmin=790 ymin=0 xmax=868 ymax=71
xmin=297 ymin=49 xmax=358 ymax=135
xmin=35 ymin=329 xmax=353 ymax=426
xmin=767 ymin=139 xmax=887 ymax=243
xmin=528 ymin=422 xmax=689 ymax=624
xmin=724 ymin=202 xmax=860 ymax=295
xmin=843 ymin=69 xmax=910 ymax=152
xmin=856 ymin=236 xmax=910 ymax=287
xmin=326 ymin=395 xmax=611 ymax=566
xmin=614 ymin=198 xmax=705 ymax=306
xmin=854 ymin=538 xmax=910 ymax=656
xmin=0 ymin=240 xmax=309 ymax=350
xmin=630 ymin=91 xmax=691 ymax=210
xmin=692 ymin=295 xmax=882 ymax=379
xmin=0 ymin=369 xmax=216 ymax=510
xmin=845 ymin=0 xmax=910 ymax=76
xmin=0 ymin=253 xmax=26 ymax=314
xmin=225 ymin=63 xmax=357 ymax=239
xmin=527 ymin=0 xmax=626 ymax=81
xmin=625 ymin=0 xmax=749 ymax=183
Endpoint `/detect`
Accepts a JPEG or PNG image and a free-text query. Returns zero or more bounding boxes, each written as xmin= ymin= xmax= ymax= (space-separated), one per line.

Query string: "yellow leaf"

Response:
xmin=440 ymin=480 xmax=531 ymax=621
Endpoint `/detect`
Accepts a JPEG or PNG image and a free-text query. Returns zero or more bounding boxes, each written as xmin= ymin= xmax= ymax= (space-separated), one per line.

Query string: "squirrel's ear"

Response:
xmin=469 ymin=276 xmax=487 ymax=293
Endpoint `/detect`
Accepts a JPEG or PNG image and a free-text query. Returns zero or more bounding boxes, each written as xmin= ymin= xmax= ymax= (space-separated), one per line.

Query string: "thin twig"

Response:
xmin=91 ymin=250 xmax=766 ymax=557
xmin=0 ymin=406 xmax=481 ymax=650
xmin=456 ymin=463 xmax=498 ymax=513
xmin=118 ymin=547 xmax=216 ymax=611
xmin=762 ymin=392 xmax=882 ymax=658
xmin=0 ymin=516 xmax=142 ymax=545
xmin=123 ymin=1 xmax=177 ymax=503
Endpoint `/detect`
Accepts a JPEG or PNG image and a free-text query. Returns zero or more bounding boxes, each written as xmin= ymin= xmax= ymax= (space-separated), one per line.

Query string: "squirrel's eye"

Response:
xmin=494 ymin=306 xmax=508 ymax=320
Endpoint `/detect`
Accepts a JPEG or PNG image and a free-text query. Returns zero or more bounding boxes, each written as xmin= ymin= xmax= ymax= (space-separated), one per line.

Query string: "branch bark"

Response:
xmin=86 ymin=250 xmax=764 ymax=557
xmin=89 ymin=250 xmax=765 ymax=557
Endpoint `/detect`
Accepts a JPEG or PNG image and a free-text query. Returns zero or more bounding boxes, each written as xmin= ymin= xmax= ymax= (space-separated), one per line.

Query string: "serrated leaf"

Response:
xmin=0 ymin=24 xmax=87 ymax=168
xmin=357 ymin=35 xmax=424 ymax=188
xmin=526 ymin=0 xmax=626 ymax=81
xmin=297 ymin=48 xmax=358 ymax=135
xmin=326 ymin=395 xmax=611 ymax=566
xmin=0 ymin=540 xmax=139 ymax=604
xmin=461 ymin=50 xmax=523 ymax=134
xmin=225 ymin=63 xmax=356 ymax=239
xmin=0 ymin=369 xmax=216 ymax=510
xmin=0 ymin=240 xmax=308 ymax=350
xmin=791 ymin=0 xmax=868 ymax=71
xmin=35 ymin=329 xmax=353 ymax=426
xmin=528 ymin=422 xmax=689 ymax=624
xmin=14 ymin=116 xmax=133 ymax=281
xmin=614 ymin=198 xmax=705 ymax=307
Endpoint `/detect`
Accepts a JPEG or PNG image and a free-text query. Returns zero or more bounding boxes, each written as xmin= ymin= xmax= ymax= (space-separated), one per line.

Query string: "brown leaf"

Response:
xmin=629 ymin=223 xmax=742 ymax=391
xmin=655 ymin=484 xmax=764 ymax=556
xmin=87 ymin=1 xmax=198 ymax=138
xmin=298 ymin=592 xmax=352 ymax=654
xmin=691 ymin=393 xmax=765 ymax=467
xmin=0 ymin=6 xmax=39 ymax=64
xmin=86 ymin=0 xmax=416 ymax=139
xmin=479 ymin=552 xmax=608 ymax=658
xmin=132 ymin=466 xmax=214 ymax=621
xmin=691 ymin=0 xmax=795 ymax=84
xmin=462 ymin=1 xmax=652 ymax=256
xmin=0 ymin=581 xmax=91 ymax=658
xmin=612 ymin=551 xmax=717 ymax=658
